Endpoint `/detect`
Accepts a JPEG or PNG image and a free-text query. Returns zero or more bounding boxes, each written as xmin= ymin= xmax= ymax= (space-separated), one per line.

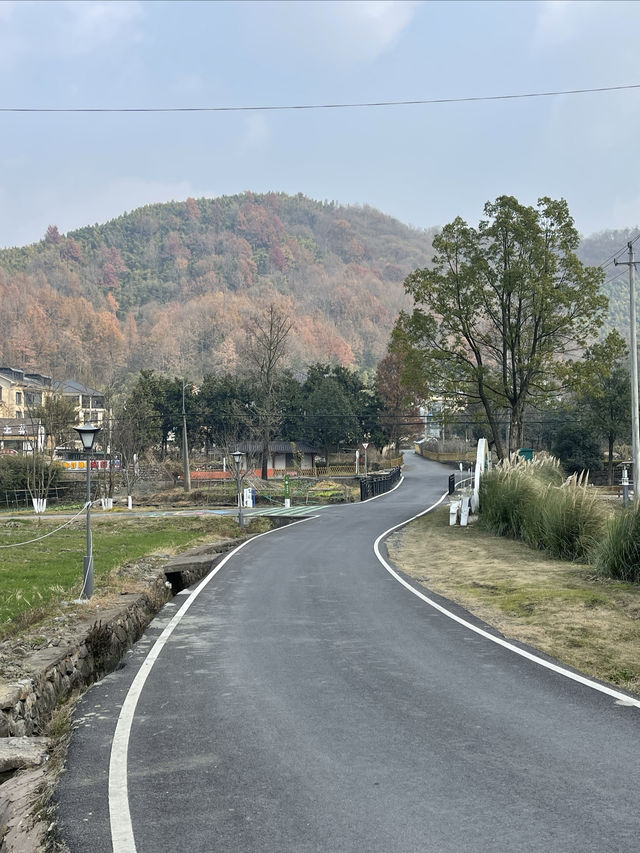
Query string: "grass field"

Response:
xmin=387 ymin=506 xmax=640 ymax=696
xmin=0 ymin=513 xmax=269 ymax=640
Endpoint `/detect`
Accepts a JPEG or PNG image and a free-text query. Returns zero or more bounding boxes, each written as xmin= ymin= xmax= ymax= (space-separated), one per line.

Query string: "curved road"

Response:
xmin=56 ymin=455 xmax=640 ymax=852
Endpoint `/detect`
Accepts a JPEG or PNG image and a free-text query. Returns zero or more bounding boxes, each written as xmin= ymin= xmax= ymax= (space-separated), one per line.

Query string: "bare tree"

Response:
xmin=26 ymin=392 xmax=78 ymax=511
xmin=242 ymin=304 xmax=292 ymax=479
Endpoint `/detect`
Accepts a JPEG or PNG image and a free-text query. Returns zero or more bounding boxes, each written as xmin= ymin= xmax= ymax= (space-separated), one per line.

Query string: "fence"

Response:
xmin=0 ymin=483 xmax=80 ymax=510
xmin=385 ymin=456 xmax=403 ymax=469
xmin=359 ymin=467 xmax=402 ymax=501
xmin=315 ymin=465 xmax=357 ymax=477
xmin=414 ymin=443 xmax=477 ymax=464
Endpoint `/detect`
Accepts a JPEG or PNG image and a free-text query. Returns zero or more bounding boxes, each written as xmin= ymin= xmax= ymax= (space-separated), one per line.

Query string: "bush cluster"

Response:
xmin=0 ymin=455 xmax=61 ymax=492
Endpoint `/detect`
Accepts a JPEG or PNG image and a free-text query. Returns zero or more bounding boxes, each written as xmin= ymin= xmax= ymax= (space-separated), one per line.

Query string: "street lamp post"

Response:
xmin=73 ymin=423 xmax=102 ymax=600
xmin=232 ymin=449 xmax=245 ymax=527
xmin=182 ymin=380 xmax=191 ymax=493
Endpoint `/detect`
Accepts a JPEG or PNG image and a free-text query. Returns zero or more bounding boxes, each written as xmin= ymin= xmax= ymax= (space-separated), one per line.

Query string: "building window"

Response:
xmin=16 ymin=392 xmax=22 ymax=405
xmin=16 ymin=409 xmax=22 ymax=418
xmin=25 ymin=392 xmax=42 ymax=407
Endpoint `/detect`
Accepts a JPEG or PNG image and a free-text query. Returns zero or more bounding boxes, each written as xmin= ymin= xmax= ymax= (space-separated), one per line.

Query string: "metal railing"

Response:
xmin=359 ymin=467 xmax=401 ymax=500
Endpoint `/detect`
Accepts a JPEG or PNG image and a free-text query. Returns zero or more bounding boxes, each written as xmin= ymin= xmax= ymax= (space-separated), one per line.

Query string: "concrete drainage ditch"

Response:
xmin=0 ymin=532 xmax=259 ymax=852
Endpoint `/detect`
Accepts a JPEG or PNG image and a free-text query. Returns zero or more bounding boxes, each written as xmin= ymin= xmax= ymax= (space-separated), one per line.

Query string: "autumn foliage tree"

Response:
xmin=376 ymin=346 xmax=421 ymax=453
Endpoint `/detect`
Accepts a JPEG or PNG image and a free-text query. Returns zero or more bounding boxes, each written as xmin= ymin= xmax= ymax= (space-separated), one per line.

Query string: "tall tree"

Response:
xmin=399 ymin=196 xmax=607 ymax=459
xmin=195 ymin=372 xmax=254 ymax=449
xmin=573 ymin=331 xmax=631 ymax=485
xmin=303 ymin=363 xmax=386 ymax=448
xmin=112 ymin=396 xmax=160 ymax=502
xmin=376 ymin=346 xmax=421 ymax=453
xmin=32 ymin=394 xmax=78 ymax=454
xmin=127 ymin=371 xmax=176 ymax=458
xmin=304 ymin=379 xmax=360 ymax=460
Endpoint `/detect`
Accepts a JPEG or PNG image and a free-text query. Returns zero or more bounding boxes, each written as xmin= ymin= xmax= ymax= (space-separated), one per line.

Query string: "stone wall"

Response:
xmin=0 ymin=537 xmax=247 ymax=739
xmin=0 ymin=535 xmax=254 ymax=851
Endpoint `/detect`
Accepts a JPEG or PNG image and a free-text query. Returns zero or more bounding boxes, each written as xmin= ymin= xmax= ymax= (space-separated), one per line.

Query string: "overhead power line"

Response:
xmin=600 ymin=232 xmax=640 ymax=271
xmin=2 ymin=83 xmax=640 ymax=113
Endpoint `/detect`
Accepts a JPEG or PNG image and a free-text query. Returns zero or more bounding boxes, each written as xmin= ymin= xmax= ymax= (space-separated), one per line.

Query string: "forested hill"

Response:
xmin=0 ymin=192 xmax=436 ymax=388
xmin=0 ymin=193 xmax=635 ymax=391
xmin=577 ymin=228 xmax=640 ymax=338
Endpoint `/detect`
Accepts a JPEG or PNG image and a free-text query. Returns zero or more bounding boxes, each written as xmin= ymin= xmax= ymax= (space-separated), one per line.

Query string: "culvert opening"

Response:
xmin=164 ymin=571 xmax=184 ymax=594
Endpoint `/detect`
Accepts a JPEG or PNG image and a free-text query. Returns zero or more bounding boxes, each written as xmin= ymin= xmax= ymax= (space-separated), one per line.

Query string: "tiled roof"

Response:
xmin=53 ymin=380 xmax=103 ymax=396
xmin=236 ymin=440 xmax=318 ymax=454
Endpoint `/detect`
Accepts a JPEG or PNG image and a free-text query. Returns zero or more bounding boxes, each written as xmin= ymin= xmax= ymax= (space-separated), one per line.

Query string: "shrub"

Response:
xmin=0 ymin=455 xmax=62 ymax=493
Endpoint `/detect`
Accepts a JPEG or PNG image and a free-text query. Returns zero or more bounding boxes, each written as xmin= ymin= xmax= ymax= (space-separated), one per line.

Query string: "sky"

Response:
xmin=1 ymin=0 xmax=640 ymax=249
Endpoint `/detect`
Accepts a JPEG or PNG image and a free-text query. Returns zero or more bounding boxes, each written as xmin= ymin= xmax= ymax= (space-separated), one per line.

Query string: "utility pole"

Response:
xmin=182 ymin=380 xmax=191 ymax=492
xmin=107 ymin=407 xmax=114 ymax=500
xmin=615 ymin=242 xmax=640 ymax=500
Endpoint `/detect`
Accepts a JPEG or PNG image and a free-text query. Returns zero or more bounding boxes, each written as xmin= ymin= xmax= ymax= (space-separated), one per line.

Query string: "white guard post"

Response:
xmin=460 ymin=495 xmax=470 ymax=526
xmin=449 ymin=501 xmax=460 ymax=525
xmin=472 ymin=438 xmax=490 ymax=513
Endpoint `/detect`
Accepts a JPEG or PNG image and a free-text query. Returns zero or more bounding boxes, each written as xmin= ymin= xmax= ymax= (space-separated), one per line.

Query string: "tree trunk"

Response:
xmin=479 ymin=396 xmax=505 ymax=460
xmin=510 ymin=404 xmax=525 ymax=455
xmin=608 ymin=434 xmax=615 ymax=486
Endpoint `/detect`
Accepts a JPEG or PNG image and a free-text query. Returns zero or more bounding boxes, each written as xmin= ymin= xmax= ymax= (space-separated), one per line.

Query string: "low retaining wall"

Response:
xmin=0 ymin=586 xmax=170 ymax=739
xmin=0 ymin=537 xmax=249 ymax=740
xmin=0 ymin=535 xmax=258 ymax=852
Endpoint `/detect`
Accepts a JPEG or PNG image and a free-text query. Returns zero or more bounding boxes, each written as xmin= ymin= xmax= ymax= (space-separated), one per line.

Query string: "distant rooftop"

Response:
xmin=53 ymin=379 xmax=103 ymax=396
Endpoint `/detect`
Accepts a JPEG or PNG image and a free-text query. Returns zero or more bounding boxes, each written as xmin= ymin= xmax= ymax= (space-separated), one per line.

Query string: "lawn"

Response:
xmin=0 ymin=513 xmax=269 ymax=639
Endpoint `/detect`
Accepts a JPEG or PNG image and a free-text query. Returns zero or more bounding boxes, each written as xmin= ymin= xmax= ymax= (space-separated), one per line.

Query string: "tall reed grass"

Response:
xmin=479 ymin=457 xmax=606 ymax=563
xmin=594 ymin=505 xmax=640 ymax=582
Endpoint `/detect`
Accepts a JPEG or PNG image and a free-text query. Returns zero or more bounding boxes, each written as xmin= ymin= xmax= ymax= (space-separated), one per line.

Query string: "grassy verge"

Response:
xmin=386 ymin=506 xmax=640 ymax=696
xmin=0 ymin=514 xmax=271 ymax=640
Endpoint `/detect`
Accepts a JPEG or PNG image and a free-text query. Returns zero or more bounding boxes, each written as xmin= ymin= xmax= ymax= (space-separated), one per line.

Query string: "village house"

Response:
xmin=235 ymin=440 xmax=319 ymax=476
xmin=0 ymin=368 xmax=106 ymax=426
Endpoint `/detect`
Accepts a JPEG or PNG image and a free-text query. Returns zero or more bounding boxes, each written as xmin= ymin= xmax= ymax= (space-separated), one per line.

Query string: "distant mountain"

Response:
xmin=576 ymin=228 xmax=640 ymax=339
xmin=0 ymin=192 xmax=436 ymax=388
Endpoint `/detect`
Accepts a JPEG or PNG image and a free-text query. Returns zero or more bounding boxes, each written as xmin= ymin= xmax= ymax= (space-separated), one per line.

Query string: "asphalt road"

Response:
xmin=56 ymin=455 xmax=640 ymax=852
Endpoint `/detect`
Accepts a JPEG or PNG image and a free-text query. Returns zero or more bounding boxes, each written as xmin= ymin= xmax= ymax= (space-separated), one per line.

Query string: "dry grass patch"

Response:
xmin=386 ymin=507 xmax=640 ymax=695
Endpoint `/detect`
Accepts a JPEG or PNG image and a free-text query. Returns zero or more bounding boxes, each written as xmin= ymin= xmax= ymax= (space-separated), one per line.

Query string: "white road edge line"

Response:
xmin=108 ymin=517 xmax=315 ymax=853
xmin=374 ymin=493 xmax=640 ymax=710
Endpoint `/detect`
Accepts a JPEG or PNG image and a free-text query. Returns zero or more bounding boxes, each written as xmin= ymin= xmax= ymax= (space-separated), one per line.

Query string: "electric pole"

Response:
xmin=614 ymin=242 xmax=640 ymax=500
